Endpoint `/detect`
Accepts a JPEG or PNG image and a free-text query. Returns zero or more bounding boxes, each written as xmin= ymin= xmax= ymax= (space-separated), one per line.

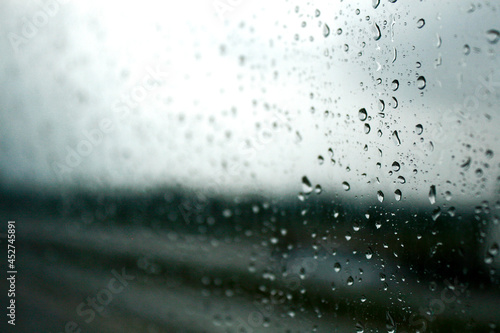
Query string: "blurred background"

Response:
xmin=0 ymin=0 xmax=499 ymax=332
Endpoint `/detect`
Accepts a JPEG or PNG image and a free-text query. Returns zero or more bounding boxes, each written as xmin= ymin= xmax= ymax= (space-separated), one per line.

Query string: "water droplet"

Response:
xmin=372 ymin=0 xmax=380 ymax=9
xmin=372 ymin=23 xmax=381 ymax=41
xmin=318 ymin=155 xmax=324 ymax=165
xmin=378 ymin=99 xmax=385 ymax=112
xmin=337 ymin=28 xmax=343 ymax=35
xmin=334 ymin=262 xmax=341 ymax=272
xmin=432 ymin=207 xmax=441 ymax=221
xmin=345 ymin=232 xmax=352 ymax=241
xmin=364 ymin=123 xmax=371 ymax=134
xmin=391 ymin=79 xmax=399 ymax=91
xmin=392 ymin=162 xmax=401 ymax=171
xmin=323 ymin=24 xmax=330 ymax=37
xmin=429 ymin=185 xmax=436 ymax=204
xmin=436 ymin=33 xmax=442 ymax=48
xmin=486 ymin=150 xmax=494 ymax=159
xmin=315 ymin=9 xmax=321 ymax=17
xmin=315 ymin=184 xmax=323 ymax=194
xmin=302 ymin=176 xmax=313 ymax=194
xmin=347 ymin=276 xmax=354 ymax=286
xmin=488 ymin=243 xmax=499 ymax=256
xmin=358 ymin=108 xmax=368 ymax=121
xmin=365 ymin=247 xmax=373 ymax=259
xmin=445 ymin=191 xmax=452 ymax=201
xmin=486 ymin=29 xmax=500 ymax=44
xmin=417 ymin=18 xmax=425 ymax=28
xmin=397 ymin=176 xmax=406 ymax=184
xmin=417 ymin=76 xmax=426 ymax=89
xmin=392 ymin=131 xmax=401 ymax=146
xmin=415 ymin=124 xmax=423 ymax=135
xmin=377 ymin=190 xmax=384 ymax=203
xmin=391 ymin=96 xmax=398 ymax=108
xmin=342 ymin=181 xmax=351 ymax=191
xmin=463 ymin=44 xmax=471 ymax=55
xmin=394 ymin=189 xmax=402 ymax=201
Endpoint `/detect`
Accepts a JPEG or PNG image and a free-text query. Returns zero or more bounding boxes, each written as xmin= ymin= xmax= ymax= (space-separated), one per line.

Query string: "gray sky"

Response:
xmin=0 ymin=0 xmax=498 ymax=207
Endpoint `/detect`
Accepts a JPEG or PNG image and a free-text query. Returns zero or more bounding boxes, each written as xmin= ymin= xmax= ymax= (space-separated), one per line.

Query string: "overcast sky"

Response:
xmin=0 ymin=0 xmax=498 ymax=208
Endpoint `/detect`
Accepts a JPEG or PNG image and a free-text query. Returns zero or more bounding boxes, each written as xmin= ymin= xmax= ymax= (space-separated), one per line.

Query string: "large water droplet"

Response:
xmin=392 ymin=161 xmax=400 ymax=171
xmin=372 ymin=0 xmax=380 ymax=9
xmin=334 ymin=262 xmax=341 ymax=272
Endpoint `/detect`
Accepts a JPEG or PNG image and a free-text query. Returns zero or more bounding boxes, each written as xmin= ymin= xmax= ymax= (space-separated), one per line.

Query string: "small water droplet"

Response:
xmin=364 ymin=123 xmax=371 ymax=134
xmin=358 ymin=108 xmax=368 ymax=121
xmin=347 ymin=276 xmax=354 ymax=286
xmin=337 ymin=28 xmax=343 ymax=35
xmin=318 ymin=155 xmax=324 ymax=165
xmin=463 ymin=44 xmax=471 ymax=55
xmin=415 ymin=124 xmax=423 ymax=135
xmin=391 ymin=79 xmax=399 ymax=91
xmin=302 ymin=176 xmax=313 ymax=194
xmin=378 ymin=99 xmax=385 ymax=112
xmin=377 ymin=190 xmax=384 ymax=203
xmin=372 ymin=23 xmax=381 ymax=41
xmin=392 ymin=131 xmax=401 ymax=146
xmin=417 ymin=18 xmax=425 ymax=28
xmin=392 ymin=162 xmax=401 ymax=171
xmin=429 ymin=185 xmax=436 ymax=204
xmin=365 ymin=247 xmax=373 ymax=259
xmin=372 ymin=0 xmax=380 ymax=9
xmin=417 ymin=76 xmax=426 ymax=89
xmin=342 ymin=181 xmax=351 ymax=191
xmin=315 ymin=184 xmax=323 ymax=194
xmin=397 ymin=176 xmax=406 ymax=184
xmin=323 ymin=24 xmax=330 ymax=37
xmin=315 ymin=9 xmax=321 ymax=17
xmin=394 ymin=189 xmax=402 ymax=201
xmin=486 ymin=29 xmax=500 ymax=44
xmin=334 ymin=262 xmax=341 ymax=272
